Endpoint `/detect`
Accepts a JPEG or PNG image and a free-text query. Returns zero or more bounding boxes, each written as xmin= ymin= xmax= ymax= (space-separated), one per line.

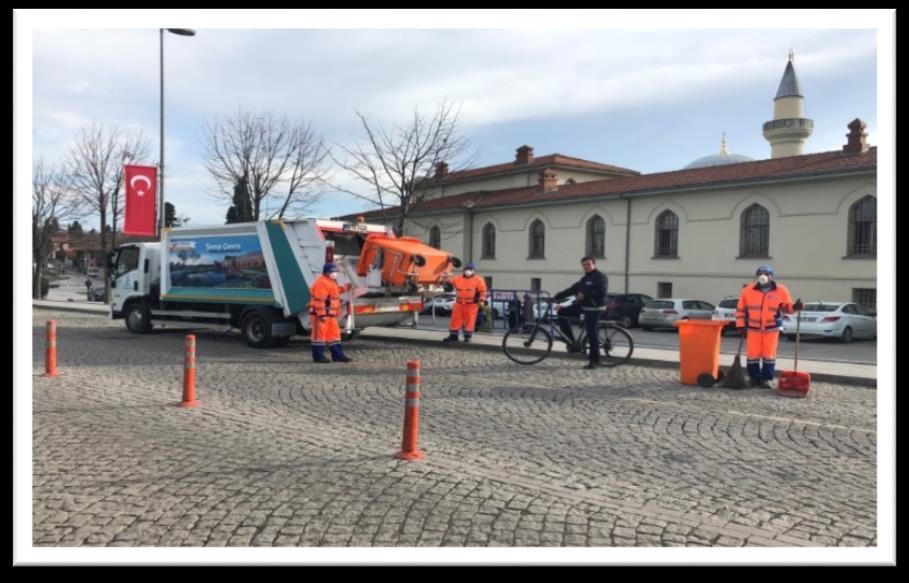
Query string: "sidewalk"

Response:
xmin=32 ymin=299 xmax=876 ymax=387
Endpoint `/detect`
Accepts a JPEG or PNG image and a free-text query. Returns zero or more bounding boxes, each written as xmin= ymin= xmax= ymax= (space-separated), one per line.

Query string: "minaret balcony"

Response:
xmin=762 ymin=118 xmax=814 ymax=132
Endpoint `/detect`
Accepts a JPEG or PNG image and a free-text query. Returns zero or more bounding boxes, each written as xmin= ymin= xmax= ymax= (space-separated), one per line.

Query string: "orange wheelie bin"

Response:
xmin=673 ymin=319 xmax=727 ymax=387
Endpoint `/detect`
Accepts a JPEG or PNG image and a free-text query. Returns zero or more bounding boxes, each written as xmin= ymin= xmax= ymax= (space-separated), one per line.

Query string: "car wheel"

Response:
xmin=840 ymin=326 xmax=853 ymax=344
xmin=619 ymin=315 xmax=633 ymax=329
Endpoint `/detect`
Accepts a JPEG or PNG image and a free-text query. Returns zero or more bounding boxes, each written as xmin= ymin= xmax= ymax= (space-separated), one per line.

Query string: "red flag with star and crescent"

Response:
xmin=124 ymin=165 xmax=158 ymax=236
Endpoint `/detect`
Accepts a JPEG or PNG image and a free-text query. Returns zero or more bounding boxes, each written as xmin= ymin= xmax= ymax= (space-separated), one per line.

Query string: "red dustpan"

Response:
xmin=778 ymin=307 xmax=810 ymax=398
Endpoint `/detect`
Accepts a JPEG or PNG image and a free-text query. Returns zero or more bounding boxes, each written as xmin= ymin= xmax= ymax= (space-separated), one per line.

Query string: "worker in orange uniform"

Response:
xmin=443 ymin=262 xmax=487 ymax=344
xmin=309 ymin=263 xmax=353 ymax=363
xmin=735 ymin=265 xmax=803 ymax=388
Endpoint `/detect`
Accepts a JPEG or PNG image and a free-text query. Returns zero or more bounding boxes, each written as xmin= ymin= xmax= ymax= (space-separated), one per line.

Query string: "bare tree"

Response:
xmin=32 ymin=159 xmax=82 ymax=298
xmin=332 ymin=100 xmax=475 ymax=235
xmin=67 ymin=123 xmax=150 ymax=302
xmin=203 ymin=108 xmax=330 ymax=221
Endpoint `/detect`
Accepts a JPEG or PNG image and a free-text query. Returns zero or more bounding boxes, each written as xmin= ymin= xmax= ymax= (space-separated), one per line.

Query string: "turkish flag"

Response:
xmin=124 ymin=165 xmax=158 ymax=236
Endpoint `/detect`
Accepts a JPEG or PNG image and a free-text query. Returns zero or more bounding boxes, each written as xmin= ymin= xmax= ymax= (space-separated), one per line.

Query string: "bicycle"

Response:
xmin=502 ymin=299 xmax=634 ymax=366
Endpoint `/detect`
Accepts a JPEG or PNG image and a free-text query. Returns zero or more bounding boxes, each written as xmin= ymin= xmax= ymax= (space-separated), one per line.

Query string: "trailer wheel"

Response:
xmin=241 ymin=311 xmax=275 ymax=348
xmin=124 ymin=302 xmax=152 ymax=334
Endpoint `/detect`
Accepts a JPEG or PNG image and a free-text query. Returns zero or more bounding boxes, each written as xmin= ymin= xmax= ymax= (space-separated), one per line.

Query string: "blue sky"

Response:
xmin=29 ymin=16 xmax=879 ymax=229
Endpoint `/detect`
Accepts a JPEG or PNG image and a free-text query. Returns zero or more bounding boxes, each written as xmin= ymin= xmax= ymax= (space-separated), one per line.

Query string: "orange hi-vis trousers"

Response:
xmin=746 ymin=328 xmax=779 ymax=380
xmin=450 ymin=302 xmax=480 ymax=334
xmin=312 ymin=315 xmax=341 ymax=346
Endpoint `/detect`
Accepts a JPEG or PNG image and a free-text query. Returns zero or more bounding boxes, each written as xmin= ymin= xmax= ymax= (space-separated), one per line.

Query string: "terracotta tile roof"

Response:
xmin=429 ymin=153 xmax=640 ymax=182
xmin=348 ymin=148 xmax=877 ymax=219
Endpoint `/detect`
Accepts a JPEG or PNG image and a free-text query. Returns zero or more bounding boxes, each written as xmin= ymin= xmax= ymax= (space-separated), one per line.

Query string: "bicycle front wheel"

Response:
xmin=502 ymin=326 xmax=553 ymax=365
xmin=599 ymin=325 xmax=634 ymax=367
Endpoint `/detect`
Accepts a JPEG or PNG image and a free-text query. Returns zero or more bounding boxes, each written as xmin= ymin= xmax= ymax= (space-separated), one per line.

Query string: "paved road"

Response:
xmin=32 ymin=309 xmax=876 ymax=548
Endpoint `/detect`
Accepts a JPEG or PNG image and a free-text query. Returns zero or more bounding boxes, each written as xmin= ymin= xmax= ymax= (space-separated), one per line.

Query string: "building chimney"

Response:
xmin=434 ymin=161 xmax=449 ymax=179
xmin=843 ymin=118 xmax=869 ymax=155
xmin=515 ymin=145 xmax=534 ymax=166
xmin=538 ymin=168 xmax=557 ymax=192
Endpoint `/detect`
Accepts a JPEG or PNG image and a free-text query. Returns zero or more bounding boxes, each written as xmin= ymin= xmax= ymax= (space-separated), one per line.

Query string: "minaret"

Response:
xmin=763 ymin=51 xmax=814 ymax=158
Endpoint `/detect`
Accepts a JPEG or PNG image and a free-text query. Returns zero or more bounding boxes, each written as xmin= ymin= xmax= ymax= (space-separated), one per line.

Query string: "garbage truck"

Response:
xmin=108 ymin=218 xmax=461 ymax=347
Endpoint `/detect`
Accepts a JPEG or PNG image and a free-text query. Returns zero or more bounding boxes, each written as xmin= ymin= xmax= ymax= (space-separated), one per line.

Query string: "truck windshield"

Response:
xmin=115 ymin=247 xmax=140 ymax=276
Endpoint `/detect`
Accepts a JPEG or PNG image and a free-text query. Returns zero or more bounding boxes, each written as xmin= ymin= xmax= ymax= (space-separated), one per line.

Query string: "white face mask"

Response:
xmin=757 ymin=274 xmax=770 ymax=285
xmin=329 ymin=272 xmax=339 ymax=280
xmin=464 ymin=270 xmax=474 ymax=277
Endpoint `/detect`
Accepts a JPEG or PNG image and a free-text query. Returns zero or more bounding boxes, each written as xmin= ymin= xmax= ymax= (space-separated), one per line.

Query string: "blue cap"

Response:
xmin=465 ymin=262 xmax=475 ymax=271
xmin=756 ymin=265 xmax=774 ymax=278
xmin=323 ymin=263 xmax=339 ymax=275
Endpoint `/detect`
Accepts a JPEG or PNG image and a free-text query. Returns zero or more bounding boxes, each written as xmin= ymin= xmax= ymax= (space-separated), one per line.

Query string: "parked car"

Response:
xmin=86 ymin=286 xmax=106 ymax=302
xmin=533 ymin=296 xmax=575 ymax=322
xmin=713 ymin=296 xmax=739 ymax=334
xmin=420 ymin=293 xmax=455 ymax=316
xmin=781 ymin=301 xmax=876 ymax=343
xmin=604 ymin=293 xmax=653 ymax=328
xmin=639 ymin=298 xmax=716 ymax=331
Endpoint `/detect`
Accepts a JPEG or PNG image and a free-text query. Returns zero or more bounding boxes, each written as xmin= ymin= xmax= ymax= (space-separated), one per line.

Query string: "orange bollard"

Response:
xmin=394 ymin=360 xmax=424 ymax=461
xmin=179 ymin=334 xmax=198 ymax=408
xmin=44 ymin=320 xmax=58 ymax=378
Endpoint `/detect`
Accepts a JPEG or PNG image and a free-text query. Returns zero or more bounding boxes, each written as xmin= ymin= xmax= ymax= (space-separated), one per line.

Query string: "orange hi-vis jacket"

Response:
xmin=736 ymin=281 xmax=796 ymax=331
xmin=451 ymin=274 xmax=487 ymax=304
xmin=309 ymin=275 xmax=351 ymax=318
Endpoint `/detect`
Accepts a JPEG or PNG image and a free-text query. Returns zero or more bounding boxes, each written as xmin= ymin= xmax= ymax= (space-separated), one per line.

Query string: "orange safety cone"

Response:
xmin=44 ymin=320 xmax=58 ymax=378
xmin=394 ymin=360 xmax=424 ymax=460
xmin=179 ymin=334 xmax=199 ymax=408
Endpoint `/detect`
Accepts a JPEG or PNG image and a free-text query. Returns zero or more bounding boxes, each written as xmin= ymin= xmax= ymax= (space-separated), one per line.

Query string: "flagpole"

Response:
xmin=158 ymin=28 xmax=164 ymax=240
xmin=159 ymin=28 xmax=196 ymax=240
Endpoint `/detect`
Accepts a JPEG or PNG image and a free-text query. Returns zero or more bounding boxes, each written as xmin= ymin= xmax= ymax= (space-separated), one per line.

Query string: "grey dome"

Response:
xmin=684 ymin=153 xmax=755 ymax=169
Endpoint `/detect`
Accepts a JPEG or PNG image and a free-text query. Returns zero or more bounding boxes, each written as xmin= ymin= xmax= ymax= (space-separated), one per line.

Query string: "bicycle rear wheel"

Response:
xmin=599 ymin=325 xmax=634 ymax=367
xmin=502 ymin=326 xmax=553 ymax=365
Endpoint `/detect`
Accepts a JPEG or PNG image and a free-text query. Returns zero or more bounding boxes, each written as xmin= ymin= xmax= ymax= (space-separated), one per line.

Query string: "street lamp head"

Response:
xmin=165 ymin=28 xmax=196 ymax=36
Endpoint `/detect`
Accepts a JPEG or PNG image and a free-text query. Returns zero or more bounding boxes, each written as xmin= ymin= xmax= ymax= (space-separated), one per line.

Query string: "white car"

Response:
xmin=533 ymin=296 xmax=575 ymax=322
xmin=781 ymin=301 xmax=876 ymax=343
xmin=420 ymin=293 xmax=456 ymax=316
xmin=639 ymin=298 xmax=716 ymax=331
xmin=713 ymin=296 xmax=739 ymax=334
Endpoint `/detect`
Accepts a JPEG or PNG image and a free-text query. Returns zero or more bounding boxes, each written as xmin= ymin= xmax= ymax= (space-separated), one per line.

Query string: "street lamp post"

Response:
xmin=159 ymin=28 xmax=196 ymax=238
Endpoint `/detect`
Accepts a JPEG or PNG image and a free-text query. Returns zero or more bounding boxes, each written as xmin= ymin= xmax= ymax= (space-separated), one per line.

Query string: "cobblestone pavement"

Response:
xmin=31 ymin=309 xmax=877 ymax=548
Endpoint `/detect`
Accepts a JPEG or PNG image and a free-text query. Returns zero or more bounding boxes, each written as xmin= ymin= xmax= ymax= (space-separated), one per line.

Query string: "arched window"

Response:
xmin=848 ymin=196 xmax=876 ymax=256
xmin=481 ymin=223 xmax=496 ymax=259
xmin=428 ymin=225 xmax=441 ymax=249
xmin=529 ymin=219 xmax=545 ymax=258
xmin=739 ymin=204 xmax=770 ymax=257
xmin=585 ymin=215 xmax=605 ymax=258
xmin=654 ymin=210 xmax=679 ymax=257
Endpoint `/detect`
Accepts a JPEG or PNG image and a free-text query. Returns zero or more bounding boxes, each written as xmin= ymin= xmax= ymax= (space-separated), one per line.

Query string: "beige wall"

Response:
xmin=405 ymin=174 xmax=877 ymax=304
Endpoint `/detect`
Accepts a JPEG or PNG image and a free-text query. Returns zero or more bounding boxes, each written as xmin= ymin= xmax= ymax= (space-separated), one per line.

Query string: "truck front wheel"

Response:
xmin=125 ymin=302 xmax=152 ymax=334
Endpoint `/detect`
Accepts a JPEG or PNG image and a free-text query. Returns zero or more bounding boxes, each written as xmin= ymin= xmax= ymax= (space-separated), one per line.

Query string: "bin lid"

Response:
xmin=672 ymin=319 xmax=727 ymax=327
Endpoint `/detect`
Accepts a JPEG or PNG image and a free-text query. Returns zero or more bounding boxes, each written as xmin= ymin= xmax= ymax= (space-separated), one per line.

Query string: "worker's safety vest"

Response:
xmin=451 ymin=274 xmax=487 ymax=304
xmin=310 ymin=275 xmax=349 ymax=317
xmin=736 ymin=282 xmax=795 ymax=330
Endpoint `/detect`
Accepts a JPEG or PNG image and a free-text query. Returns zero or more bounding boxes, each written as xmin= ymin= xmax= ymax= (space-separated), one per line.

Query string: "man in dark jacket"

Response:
xmin=553 ymin=256 xmax=609 ymax=369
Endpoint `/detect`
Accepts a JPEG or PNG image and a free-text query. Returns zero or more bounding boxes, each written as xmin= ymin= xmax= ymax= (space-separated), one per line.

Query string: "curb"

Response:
xmin=32 ymin=302 xmax=876 ymax=388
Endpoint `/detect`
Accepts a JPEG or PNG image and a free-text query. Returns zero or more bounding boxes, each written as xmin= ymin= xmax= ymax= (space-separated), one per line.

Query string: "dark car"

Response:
xmin=604 ymin=293 xmax=653 ymax=328
xmin=86 ymin=286 xmax=106 ymax=302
